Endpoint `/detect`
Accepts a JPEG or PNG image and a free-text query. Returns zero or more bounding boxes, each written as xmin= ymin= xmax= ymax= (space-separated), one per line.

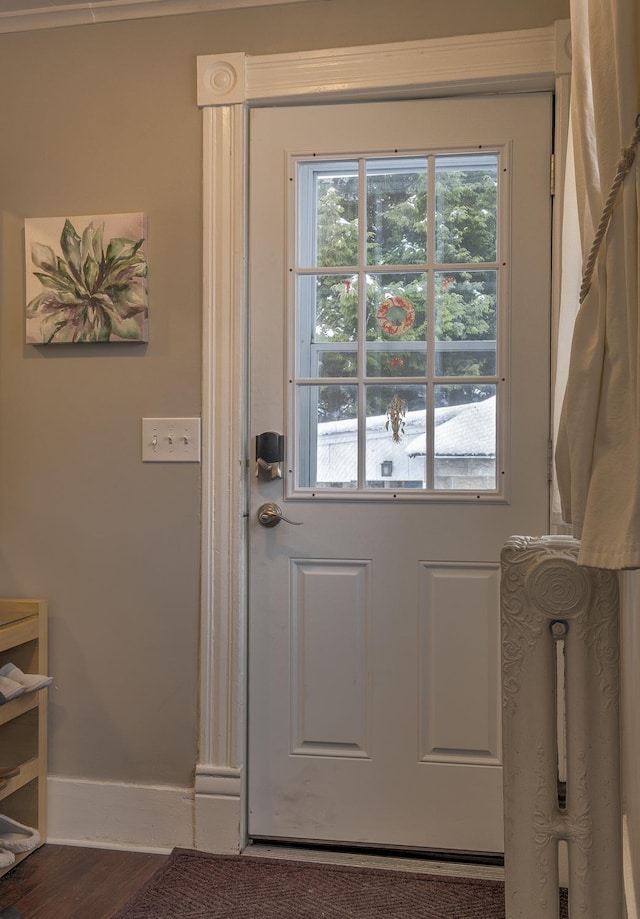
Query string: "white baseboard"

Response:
xmin=194 ymin=792 xmax=242 ymax=854
xmin=47 ymin=775 xmax=194 ymax=853
xmin=193 ymin=764 xmax=242 ymax=854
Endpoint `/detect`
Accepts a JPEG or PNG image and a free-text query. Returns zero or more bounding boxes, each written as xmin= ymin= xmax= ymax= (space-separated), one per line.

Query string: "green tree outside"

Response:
xmin=307 ymin=157 xmax=498 ymax=415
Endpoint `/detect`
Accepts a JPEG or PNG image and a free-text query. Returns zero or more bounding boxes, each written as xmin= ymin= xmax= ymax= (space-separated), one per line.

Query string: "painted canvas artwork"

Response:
xmin=25 ymin=213 xmax=148 ymax=344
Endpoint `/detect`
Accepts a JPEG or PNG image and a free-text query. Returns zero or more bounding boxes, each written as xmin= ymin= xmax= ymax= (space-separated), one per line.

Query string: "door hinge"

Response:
xmin=550 ymin=154 xmax=556 ymax=196
xmin=547 ymin=439 xmax=554 ymax=482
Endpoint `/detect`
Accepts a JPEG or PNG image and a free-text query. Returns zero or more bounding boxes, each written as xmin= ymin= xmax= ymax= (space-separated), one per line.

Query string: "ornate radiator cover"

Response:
xmin=501 ymin=535 xmax=622 ymax=918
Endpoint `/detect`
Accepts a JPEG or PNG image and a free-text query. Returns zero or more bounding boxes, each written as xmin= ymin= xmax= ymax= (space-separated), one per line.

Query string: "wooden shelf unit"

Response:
xmin=0 ymin=599 xmax=48 ymax=875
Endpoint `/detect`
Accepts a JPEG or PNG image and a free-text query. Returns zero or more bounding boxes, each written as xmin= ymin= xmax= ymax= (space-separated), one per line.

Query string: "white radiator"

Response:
xmin=501 ymin=535 xmax=622 ymax=918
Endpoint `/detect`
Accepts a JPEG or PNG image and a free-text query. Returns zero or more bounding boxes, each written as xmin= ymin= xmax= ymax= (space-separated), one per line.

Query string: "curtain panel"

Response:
xmin=555 ymin=0 xmax=640 ymax=569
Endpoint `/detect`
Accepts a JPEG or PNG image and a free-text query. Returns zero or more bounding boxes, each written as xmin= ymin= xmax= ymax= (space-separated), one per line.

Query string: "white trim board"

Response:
xmin=197 ymin=25 xmax=570 ymax=108
xmin=47 ymin=775 xmax=193 ymax=853
xmin=624 ymin=814 xmax=639 ymax=919
xmin=0 ymin=0 xmax=324 ymax=35
xmin=196 ymin=22 xmax=571 ymax=855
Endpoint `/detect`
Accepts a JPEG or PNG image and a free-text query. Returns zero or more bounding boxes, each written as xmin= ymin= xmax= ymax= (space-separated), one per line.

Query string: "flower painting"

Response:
xmin=25 ymin=213 xmax=148 ymax=344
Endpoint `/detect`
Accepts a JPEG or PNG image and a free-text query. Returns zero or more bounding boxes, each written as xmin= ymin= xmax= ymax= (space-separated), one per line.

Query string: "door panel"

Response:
xmin=248 ymin=95 xmax=552 ymax=853
xmin=419 ymin=563 xmax=500 ymax=763
xmin=291 ymin=559 xmax=371 ymax=757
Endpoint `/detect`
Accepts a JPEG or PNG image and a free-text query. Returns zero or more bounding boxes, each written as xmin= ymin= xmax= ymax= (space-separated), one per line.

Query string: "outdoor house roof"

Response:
xmin=315 ymin=395 xmax=496 ymax=485
xmin=406 ymin=394 xmax=496 ymax=458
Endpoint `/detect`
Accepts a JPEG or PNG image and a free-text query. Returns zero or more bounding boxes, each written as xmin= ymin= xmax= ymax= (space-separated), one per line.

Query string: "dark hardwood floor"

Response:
xmin=0 ymin=845 xmax=167 ymax=919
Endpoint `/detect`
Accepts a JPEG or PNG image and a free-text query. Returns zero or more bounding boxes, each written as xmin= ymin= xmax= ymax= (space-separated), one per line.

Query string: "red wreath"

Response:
xmin=376 ymin=296 xmax=415 ymax=337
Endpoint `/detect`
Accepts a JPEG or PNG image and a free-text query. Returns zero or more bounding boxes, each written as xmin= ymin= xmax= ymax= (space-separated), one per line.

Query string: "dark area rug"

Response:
xmin=113 ymin=848 xmax=569 ymax=918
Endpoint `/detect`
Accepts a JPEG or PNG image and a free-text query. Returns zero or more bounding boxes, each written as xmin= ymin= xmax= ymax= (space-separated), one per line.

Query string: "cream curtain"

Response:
xmin=555 ymin=0 xmax=640 ymax=568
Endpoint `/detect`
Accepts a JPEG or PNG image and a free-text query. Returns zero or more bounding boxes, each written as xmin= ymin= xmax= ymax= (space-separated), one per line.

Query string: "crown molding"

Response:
xmin=0 ymin=0 xmax=323 ymax=34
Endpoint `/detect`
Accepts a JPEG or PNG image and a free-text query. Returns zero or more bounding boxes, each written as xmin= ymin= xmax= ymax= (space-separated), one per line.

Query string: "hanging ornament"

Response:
xmin=386 ymin=394 xmax=407 ymax=443
xmin=376 ymin=296 xmax=415 ymax=337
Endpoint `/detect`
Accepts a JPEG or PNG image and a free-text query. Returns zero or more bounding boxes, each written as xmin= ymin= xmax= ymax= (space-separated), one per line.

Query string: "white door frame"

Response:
xmin=194 ymin=23 xmax=571 ymax=854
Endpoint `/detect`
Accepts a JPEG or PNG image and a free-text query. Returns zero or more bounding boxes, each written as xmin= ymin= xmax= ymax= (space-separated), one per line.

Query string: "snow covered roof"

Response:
xmin=313 ymin=396 xmax=495 ymax=484
xmin=405 ymin=395 xmax=495 ymax=458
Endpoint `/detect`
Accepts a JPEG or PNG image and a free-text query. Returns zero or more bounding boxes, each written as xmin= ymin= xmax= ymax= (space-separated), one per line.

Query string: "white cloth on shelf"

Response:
xmin=0 ymin=664 xmax=52 ymax=694
xmin=0 ymin=815 xmax=40 ymax=854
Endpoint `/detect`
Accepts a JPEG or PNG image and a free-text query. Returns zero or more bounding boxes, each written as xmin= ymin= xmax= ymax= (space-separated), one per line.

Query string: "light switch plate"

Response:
xmin=142 ymin=418 xmax=201 ymax=462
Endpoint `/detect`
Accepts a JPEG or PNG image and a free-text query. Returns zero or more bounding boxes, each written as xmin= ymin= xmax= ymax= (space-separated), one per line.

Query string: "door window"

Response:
xmin=291 ymin=152 xmax=502 ymax=497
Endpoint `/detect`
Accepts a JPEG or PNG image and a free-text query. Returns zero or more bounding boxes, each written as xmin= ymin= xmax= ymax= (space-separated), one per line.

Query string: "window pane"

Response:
xmin=366 ymin=158 xmax=427 ymax=266
xmin=298 ymin=162 xmax=359 ymax=268
xmin=315 ymin=349 xmax=358 ymax=378
xmin=297 ymin=385 xmax=358 ymax=488
xmin=291 ymin=150 xmax=502 ymax=497
xmin=297 ymin=274 xmax=359 ymax=377
xmin=302 ymin=274 xmax=358 ymax=344
xmin=365 ymin=384 xmax=426 ymax=488
xmin=434 ymin=271 xmax=497 ymax=377
xmin=434 ymin=385 xmax=497 ymax=490
xmin=366 ymin=273 xmax=427 ymax=377
xmin=435 ymin=155 xmax=498 ymax=264
xmin=366 ymin=347 xmax=425 ymax=378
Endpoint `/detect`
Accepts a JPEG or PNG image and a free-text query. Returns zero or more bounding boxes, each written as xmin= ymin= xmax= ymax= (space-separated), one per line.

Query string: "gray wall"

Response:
xmin=0 ymin=0 xmax=569 ymax=788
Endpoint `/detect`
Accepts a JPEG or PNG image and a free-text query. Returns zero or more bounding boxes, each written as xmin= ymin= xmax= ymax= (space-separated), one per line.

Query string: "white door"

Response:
xmin=248 ymin=95 xmax=552 ymax=854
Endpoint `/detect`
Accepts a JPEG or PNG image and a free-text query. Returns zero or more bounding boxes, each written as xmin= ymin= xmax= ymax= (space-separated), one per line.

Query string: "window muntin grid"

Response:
xmin=290 ymin=152 xmax=503 ymax=497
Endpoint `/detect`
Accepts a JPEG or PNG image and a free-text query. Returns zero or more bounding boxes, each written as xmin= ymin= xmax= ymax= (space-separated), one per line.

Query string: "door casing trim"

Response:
xmin=195 ymin=23 xmax=571 ymax=854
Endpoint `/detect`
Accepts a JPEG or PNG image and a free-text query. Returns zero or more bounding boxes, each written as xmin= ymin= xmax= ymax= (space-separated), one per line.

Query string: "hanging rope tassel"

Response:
xmin=579 ymin=114 xmax=640 ymax=305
